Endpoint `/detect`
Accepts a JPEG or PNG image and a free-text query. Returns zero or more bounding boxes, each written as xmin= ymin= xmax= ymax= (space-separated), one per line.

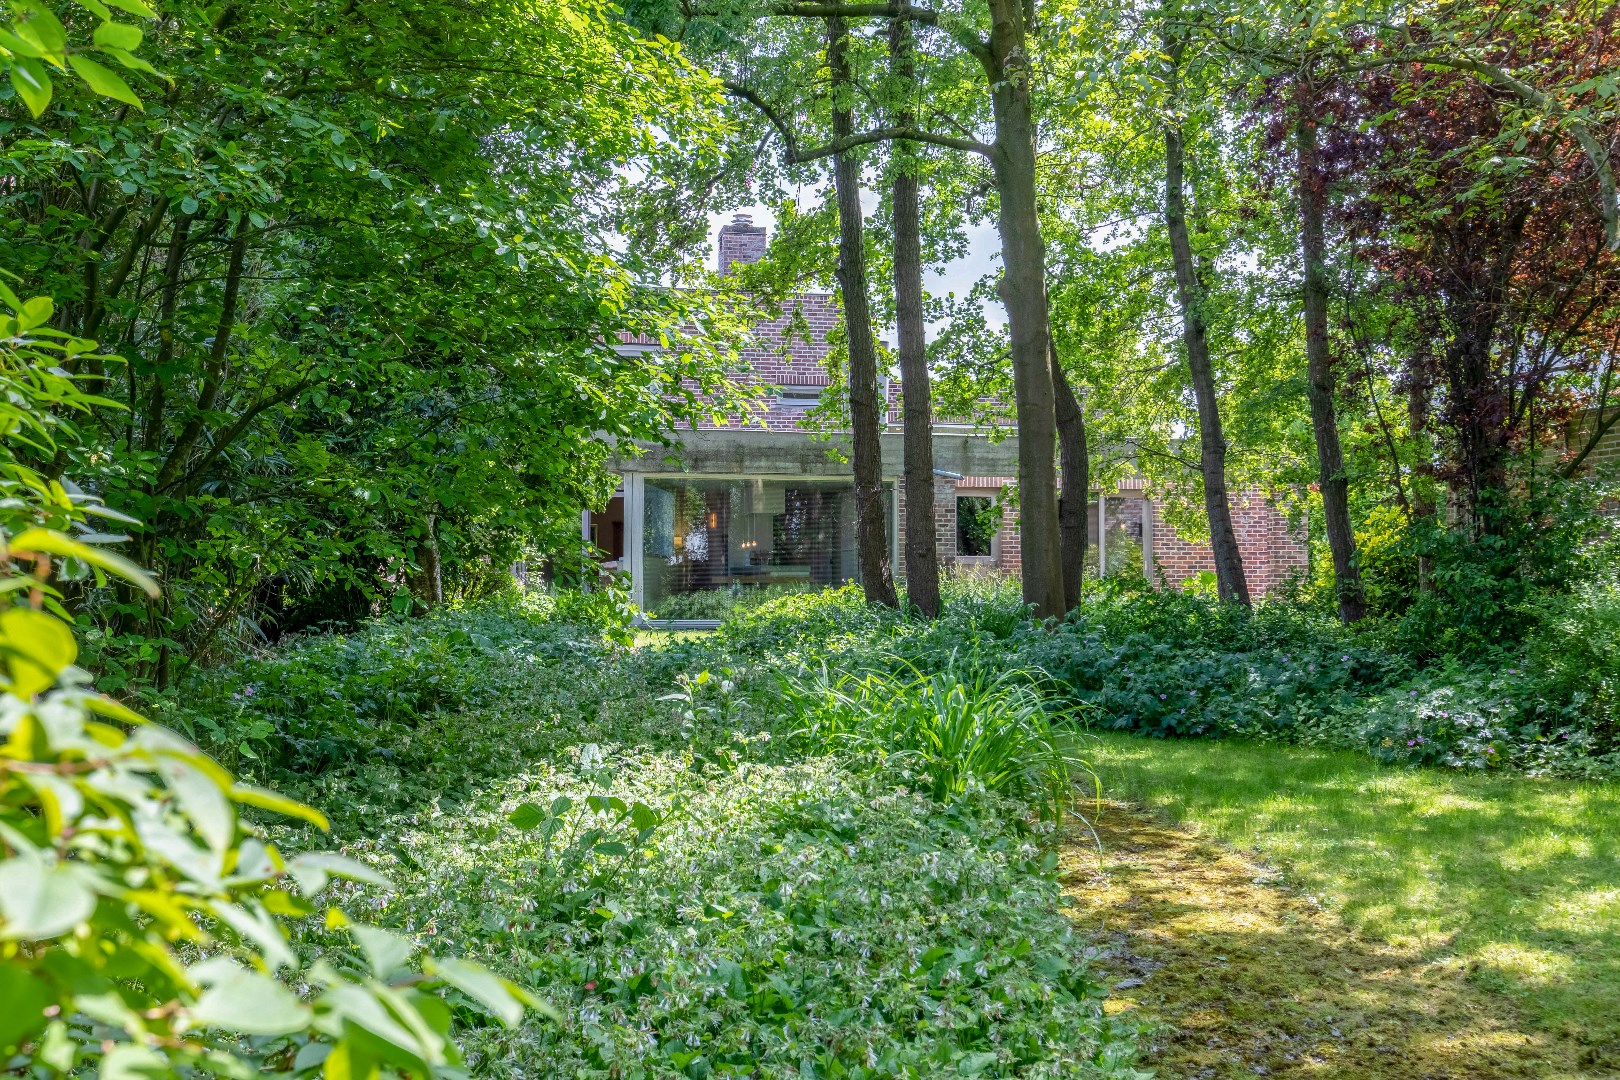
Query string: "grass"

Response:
xmin=1088 ymin=732 xmax=1620 ymax=1065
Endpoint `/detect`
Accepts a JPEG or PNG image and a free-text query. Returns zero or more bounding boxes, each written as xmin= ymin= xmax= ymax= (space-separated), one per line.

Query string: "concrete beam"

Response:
xmin=608 ymin=428 xmax=1021 ymax=479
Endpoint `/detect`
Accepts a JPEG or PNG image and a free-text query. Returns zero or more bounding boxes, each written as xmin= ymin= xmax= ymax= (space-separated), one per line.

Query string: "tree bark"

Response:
xmin=1294 ymin=87 xmax=1366 ymax=623
xmin=985 ymin=0 xmax=1064 ymax=619
xmin=889 ymin=12 xmax=940 ymax=618
xmin=1051 ymin=342 xmax=1089 ymax=612
xmin=408 ymin=514 xmax=443 ymax=614
xmin=828 ymin=14 xmax=899 ymax=608
xmin=1163 ymin=119 xmax=1251 ymax=606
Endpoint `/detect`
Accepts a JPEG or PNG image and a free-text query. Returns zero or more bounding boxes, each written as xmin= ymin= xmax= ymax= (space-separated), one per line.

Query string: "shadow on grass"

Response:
xmin=1086 ymin=734 xmax=1620 ymax=1069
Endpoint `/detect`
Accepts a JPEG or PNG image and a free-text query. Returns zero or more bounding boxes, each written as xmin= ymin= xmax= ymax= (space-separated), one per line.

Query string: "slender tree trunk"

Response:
xmin=828 ymin=14 xmax=899 ymax=608
xmin=1052 ymin=345 xmax=1089 ymax=613
xmin=408 ymin=514 xmax=443 ymax=614
xmin=986 ymin=0 xmax=1064 ymax=619
xmin=156 ymin=230 xmax=248 ymax=494
xmin=889 ymin=13 xmax=940 ymax=618
xmin=1163 ymin=118 xmax=1251 ymax=605
xmin=1294 ymin=88 xmax=1366 ymax=623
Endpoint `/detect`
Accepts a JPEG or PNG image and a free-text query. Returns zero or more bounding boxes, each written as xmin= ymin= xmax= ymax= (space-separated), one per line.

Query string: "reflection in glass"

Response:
xmin=642 ymin=478 xmax=880 ymax=612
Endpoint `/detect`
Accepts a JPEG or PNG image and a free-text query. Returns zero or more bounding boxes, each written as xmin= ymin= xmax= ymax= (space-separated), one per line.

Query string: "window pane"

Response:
xmin=957 ymin=496 xmax=999 ymax=557
xmin=642 ymin=478 xmax=874 ymax=613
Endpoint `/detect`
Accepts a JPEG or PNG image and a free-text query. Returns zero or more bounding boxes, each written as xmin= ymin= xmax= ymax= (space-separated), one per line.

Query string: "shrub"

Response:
xmin=0 ymin=594 xmax=536 ymax=1078
xmin=1352 ymin=505 xmax=1420 ymax=619
xmin=646 ymin=581 xmax=822 ymax=621
xmin=158 ymin=593 xmax=604 ymax=776
xmin=1382 ymin=479 xmax=1619 ymax=657
xmin=1315 ymin=661 xmax=1603 ymax=774
xmin=719 ymin=582 xmax=900 ymax=656
xmin=1523 ymin=575 xmax=1620 ymax=757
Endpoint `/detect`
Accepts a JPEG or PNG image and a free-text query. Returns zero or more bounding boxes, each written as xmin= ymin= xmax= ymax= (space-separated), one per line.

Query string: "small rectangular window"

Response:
xmin=777 ymin=385 xmax=823 ymax=409
xmin=957 ymin=496 xmax=999 ymax=557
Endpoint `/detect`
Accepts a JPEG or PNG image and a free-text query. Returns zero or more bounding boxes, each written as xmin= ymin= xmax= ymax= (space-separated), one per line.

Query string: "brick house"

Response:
xmin=591 ymin=214 xmax=1307 ymax=613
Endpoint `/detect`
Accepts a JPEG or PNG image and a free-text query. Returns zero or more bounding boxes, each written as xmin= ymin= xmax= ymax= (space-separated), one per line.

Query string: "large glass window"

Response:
xmin=642 ymin=478 xmax=878 ymax=613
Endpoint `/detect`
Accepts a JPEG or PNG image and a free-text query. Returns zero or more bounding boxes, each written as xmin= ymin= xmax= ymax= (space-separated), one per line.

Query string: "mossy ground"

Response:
xmin=1060 ymin=800 xmax=1601 ymax=1078
xmin=1060 ymin=728 xmax=1620 ymax=1078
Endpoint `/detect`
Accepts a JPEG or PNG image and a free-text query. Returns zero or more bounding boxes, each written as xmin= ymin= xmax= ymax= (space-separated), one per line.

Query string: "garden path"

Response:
xmin=1059 ymin=802 xmax=1603 ymax=1079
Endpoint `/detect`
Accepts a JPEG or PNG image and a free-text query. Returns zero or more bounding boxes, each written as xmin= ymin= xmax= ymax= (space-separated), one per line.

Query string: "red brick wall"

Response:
xmin=935 ymin=488 xmax=1306 ymax=597
xmin=895 ymin=475 xmax=963 ymax=577
xmin=1566 ymin=410 xmax=1620 ymax=477
xmin=1145 ymin=493 xmax=1308 ymax=595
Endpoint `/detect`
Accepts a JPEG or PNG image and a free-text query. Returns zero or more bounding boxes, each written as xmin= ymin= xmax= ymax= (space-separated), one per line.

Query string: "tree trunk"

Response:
xmin=1294 ymin=88 xmax=1366 ymax=623
xmin=1163 ymin=119 xmax=1251 ymax=606
xmin=408 ymin=514 xmax=443 ymax=614
xmin=986 ymin=0 xmax=1064 ymax=619
xmin=1052 ymin=341 xmax=1089 ymax=613
xmin=889 ymin=13 xmax=940 ymax=618
xmin=828 ymin=14 xmax=899 ymax=608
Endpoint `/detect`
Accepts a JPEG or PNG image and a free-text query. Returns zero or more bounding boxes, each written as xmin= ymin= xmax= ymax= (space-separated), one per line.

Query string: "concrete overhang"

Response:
xmin=607 ymin=428 xmax=1020 ymax=479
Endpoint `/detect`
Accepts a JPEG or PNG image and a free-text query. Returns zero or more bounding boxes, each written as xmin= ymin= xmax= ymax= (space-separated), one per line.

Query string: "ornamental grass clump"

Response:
xmin=784 ymin=664 xmax=1092 ymax=822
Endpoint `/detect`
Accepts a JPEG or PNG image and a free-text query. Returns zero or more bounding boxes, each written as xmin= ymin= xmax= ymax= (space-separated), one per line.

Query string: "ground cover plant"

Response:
xmin=163 ymin=597 xmax=1148 ymax=1079
xmin=720 ymin=574 xmax=1620 ymax=782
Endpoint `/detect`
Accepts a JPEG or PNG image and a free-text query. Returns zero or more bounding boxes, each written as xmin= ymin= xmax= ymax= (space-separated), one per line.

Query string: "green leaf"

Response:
xmin=158 ymin=756 xmax=235 ymax=853
xmin=14 ymin=2 xmax=67 ymax=54
xmin=99 ymin=1043 xmax=167 ymax=1080
xmin=0 ymin=28 xmax=47 ymax=59
xmin=9 ymin=59 xmax=52 ymax=118
xmin=507 ymin=802 xmax=544 ymax=830
xmin=19 ymin=295 xmax=53 ymax=330
xmin=101 ymin=0 xmax=156 ymax=14
xmin=286 ymin=851 xmax=392 ymax=895
xmin=629 ymin=801 xmax=659 ymax=831
xmin=91 ymin=20 xmax=142 ymax=51
xmin=231 ymin=785 xmax=330 ymax=831
xmin=188 ymin=958 xmax=313 ymax=1036
xmin=9 ymin=528 xmax=160 ymax=596
xmin=0 ymin=607 xmax=77 ymax=699
xmin=428 ymin=958 xmax=551 ymax=1027
xmin=0 ymin=855 xmax=96 ymax=941
xmin=80 ymin=692 xmax=147 ymax=725
xmin=0 ymin=966 xmax=51 ymax=1052
xmin=350 ymin=923 xmax=411 ymax=978
xmin=66 ymin=54 xmax=143 ymax=109
xmin=958 ymin=1051 xmax=999 ymax=1075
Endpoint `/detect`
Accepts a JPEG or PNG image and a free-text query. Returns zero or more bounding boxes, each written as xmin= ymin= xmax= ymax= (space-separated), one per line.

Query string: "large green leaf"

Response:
xmin=65 ymin=54 xmax=142 ymax=108
xmin=187 ymin=958 xmax=312 ymax=1036
xmin=8 ymin=529 xmax=159 ymax=597
xmin=287 ymin=851 xmax=393 ymax=894
xmin=0 ymin=855 xmax=96 ymax=941
xmin=428 ymin=957 xmax=551 ymax=1027
xmin=0 ymin=966 xmax=51 ymax=1052
xmin=350 ymin=924 xmax=411 ymax=979
xmin=0 ymin=607 xmax=76 ymax=699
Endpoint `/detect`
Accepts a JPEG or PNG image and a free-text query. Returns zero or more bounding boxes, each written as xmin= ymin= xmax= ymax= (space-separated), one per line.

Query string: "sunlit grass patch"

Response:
xmin=1089 ymin=733 xmax=1620 ymax=1057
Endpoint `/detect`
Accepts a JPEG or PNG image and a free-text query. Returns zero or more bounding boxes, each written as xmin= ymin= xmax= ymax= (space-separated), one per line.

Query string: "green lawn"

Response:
xmin=1089 ymin=733 xmax=1620 ymax=1054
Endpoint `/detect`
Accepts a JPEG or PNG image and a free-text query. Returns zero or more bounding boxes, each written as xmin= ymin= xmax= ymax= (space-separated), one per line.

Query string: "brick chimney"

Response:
xmin=717 ymin=213 xmax=767 ymax=274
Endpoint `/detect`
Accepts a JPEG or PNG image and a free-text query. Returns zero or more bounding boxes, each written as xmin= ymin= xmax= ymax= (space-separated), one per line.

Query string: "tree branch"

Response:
xmin=723 ymin=79 xmax=992 ymax=161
